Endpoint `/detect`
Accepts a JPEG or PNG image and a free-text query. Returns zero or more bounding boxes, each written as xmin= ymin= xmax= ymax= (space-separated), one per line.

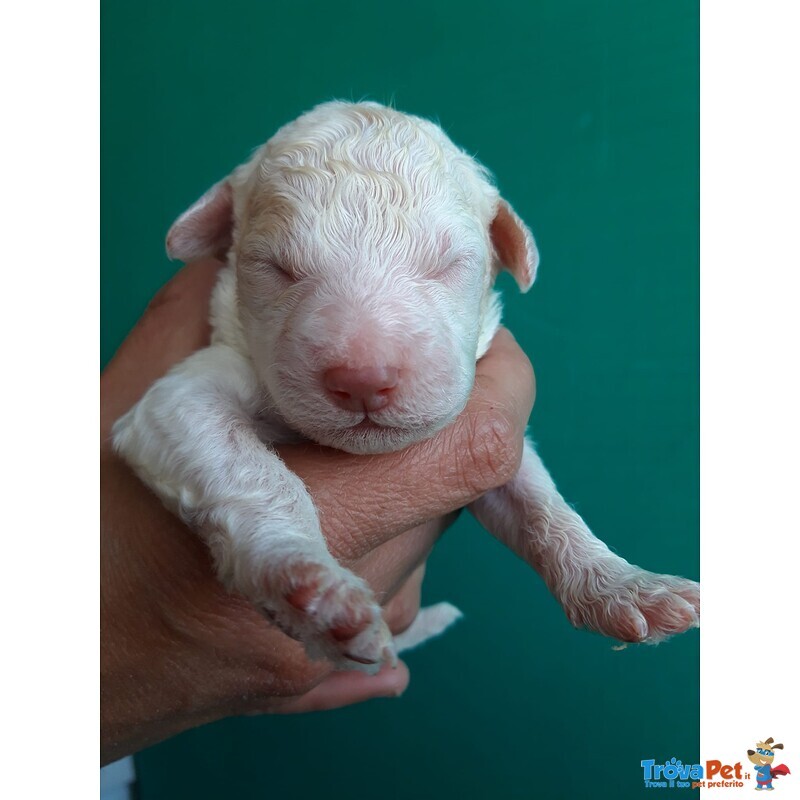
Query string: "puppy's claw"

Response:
xmin=561 ymin=567 xmax=700 ymax=645
xmin=254 ymin=557 xmax=393 ymax=670
xmin=343 ymin=651 xmax=381 ymax=666
xmin=383 ymin=641 xmax=399 ymax=668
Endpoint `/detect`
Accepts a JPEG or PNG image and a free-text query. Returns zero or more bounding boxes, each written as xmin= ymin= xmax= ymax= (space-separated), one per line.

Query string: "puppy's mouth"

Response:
xmin=291 ymin=409 xmax=453 ymax=455
xmin=350 ymin=416 xmax=398 ymax=431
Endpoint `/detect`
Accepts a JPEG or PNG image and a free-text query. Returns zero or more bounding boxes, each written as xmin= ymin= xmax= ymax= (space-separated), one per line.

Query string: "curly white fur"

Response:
xmin=113 ymin=101 xmax=698 ymax=671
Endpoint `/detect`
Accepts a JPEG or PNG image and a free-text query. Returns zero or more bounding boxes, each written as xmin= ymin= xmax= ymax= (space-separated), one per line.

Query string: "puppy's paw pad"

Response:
xmin=323 ymin=589 xmax=393 ymax=672
xmin=282 ymin=562 xmax=330 ymax=612
xmin=261 ymin=559 xmax=392 ymax=671
xmin=317 ymin=579 xmax=385 ymax=646
xmin=563 ymin=569 xmax=700 ymax=645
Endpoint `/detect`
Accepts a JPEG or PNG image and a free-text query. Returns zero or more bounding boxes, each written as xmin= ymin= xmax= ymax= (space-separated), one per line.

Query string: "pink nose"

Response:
xmin=324 ymin=365 xmax=400 ymax=412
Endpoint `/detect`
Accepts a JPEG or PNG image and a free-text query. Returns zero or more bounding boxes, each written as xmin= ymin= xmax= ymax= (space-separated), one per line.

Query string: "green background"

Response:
xmin=102 ymin=1 xmax=699 ymax=798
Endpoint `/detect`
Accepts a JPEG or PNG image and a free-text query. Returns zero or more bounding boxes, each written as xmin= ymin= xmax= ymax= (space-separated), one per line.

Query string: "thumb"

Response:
xmin=275 ymin=661 xmax=410 ymax=714
xmin=101 ymin=259 xmax=223 ymax=438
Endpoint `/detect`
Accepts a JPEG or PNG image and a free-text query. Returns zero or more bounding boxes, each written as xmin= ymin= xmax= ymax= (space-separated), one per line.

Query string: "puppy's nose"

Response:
xmin=324 ymin=366 xmax=399 ymax=412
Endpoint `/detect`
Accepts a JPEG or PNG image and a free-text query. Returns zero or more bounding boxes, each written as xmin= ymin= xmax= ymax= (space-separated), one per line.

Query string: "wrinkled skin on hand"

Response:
xmin=100 ymin=259 xmax=535 ymax=764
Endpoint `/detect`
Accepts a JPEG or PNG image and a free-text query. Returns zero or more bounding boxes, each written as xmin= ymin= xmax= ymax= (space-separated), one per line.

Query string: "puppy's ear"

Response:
xmin=166 ymin=179 xmax=233 ymax=262
xmin=490 ymin=199 xmax=539 ymax=293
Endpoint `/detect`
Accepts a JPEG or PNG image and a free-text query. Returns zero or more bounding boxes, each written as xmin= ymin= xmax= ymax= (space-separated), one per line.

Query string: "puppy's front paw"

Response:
xmin=560 ymin=563 xmax=700 ymax=645
xmin=254 ymin=559 xmax=395 ymax=673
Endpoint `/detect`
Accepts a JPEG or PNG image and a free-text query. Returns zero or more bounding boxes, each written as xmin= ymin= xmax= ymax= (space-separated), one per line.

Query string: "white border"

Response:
xmin=1 ymin=0 xmax=99 ymax=795
xmin=701 ymin=1 xmax=799 ymax=795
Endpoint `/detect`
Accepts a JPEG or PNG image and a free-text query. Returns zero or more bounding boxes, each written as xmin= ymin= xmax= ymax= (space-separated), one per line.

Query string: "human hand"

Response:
xmin=100 ymin=259 xmax=535 ymax=764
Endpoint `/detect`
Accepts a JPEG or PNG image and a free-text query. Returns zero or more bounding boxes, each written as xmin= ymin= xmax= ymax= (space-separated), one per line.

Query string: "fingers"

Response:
xmin=436 ymin=326 xmax=535 ymax=498
xmin=273 ymin=565 xmax=423 ymax=712
xmin=351 ymin=512 xmax=456 ymax=598
xmin=278 ymin=329 xmax=535 ymax=561
xmin=275 ymin=661 xmax=409 ymax=713
xmin=101 ymin=259 xmax=223 ymax=437
xmin=278 ymin=564 xmax=425 ymax=713
xmin=267 ymin=576 xmax=419 ymax=714
xmin=382 ymin=563 xmax=426 ymax=635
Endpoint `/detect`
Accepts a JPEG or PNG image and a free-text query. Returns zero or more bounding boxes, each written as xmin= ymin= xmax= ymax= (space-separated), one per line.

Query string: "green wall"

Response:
xmin=102 ymin=1 xmax=699 ymax=797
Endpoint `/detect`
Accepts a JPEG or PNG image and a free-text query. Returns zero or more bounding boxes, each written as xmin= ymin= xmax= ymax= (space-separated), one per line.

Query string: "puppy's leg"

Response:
xmin=470 ymin=439 xmax=699 ymax=644
xmin=112 ymin=345 xmax=393 ymax=672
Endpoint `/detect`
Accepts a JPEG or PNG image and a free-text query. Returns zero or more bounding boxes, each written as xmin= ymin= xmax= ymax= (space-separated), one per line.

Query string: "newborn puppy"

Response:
xmin=113 ymin=101 xmax=700 ymax=671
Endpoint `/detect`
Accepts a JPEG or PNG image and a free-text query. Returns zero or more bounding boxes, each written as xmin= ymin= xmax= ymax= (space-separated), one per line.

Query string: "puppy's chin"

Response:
xmin=301 ymin=424 xmax=433 ymax=455
xmin=287 ymin=412 xmax=457 ymax=454
xmin=277 ymin=395 xmax=471 ymax=455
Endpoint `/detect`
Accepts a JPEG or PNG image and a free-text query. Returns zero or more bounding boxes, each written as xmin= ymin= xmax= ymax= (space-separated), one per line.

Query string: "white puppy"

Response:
xmin=113 ymin=101 xmax=699 ymax=671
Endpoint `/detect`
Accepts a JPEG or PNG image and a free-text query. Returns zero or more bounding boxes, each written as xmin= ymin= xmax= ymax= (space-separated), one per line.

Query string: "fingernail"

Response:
xmin=384 ymin=679 xmax=406 ymax=698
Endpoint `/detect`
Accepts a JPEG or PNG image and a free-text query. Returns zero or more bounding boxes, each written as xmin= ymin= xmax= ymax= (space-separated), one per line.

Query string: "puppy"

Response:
xmin=113 ymin=101 xmax=700 ymax=671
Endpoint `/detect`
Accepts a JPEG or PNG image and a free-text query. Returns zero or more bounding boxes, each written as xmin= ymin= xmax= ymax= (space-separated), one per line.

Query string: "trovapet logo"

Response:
xmin=640 ymin=758 xmax=705 ymax=789
xmin=745 ymin=737 xmax=791 ymax=791
xmin=641 ymin=738 xmax=791 ymax=791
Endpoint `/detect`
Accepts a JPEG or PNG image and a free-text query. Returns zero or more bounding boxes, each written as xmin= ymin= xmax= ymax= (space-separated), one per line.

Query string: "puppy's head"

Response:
xmin=167 ymin=102 xmax=538 ymax=454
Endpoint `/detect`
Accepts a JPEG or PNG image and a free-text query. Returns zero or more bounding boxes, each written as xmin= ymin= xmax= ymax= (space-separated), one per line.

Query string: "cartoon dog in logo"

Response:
xmin=747 ymin=738 xmax=791 ymax=791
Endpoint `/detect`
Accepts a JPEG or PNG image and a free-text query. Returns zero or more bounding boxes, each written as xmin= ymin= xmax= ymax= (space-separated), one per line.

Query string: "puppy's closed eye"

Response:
xmin=270 ymin=262 xmax=297 ymax=281
xmin=245 ymin=256 xmax=297 ymax=282
xmin=428 ymin=258 xmax=462 ymax=279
